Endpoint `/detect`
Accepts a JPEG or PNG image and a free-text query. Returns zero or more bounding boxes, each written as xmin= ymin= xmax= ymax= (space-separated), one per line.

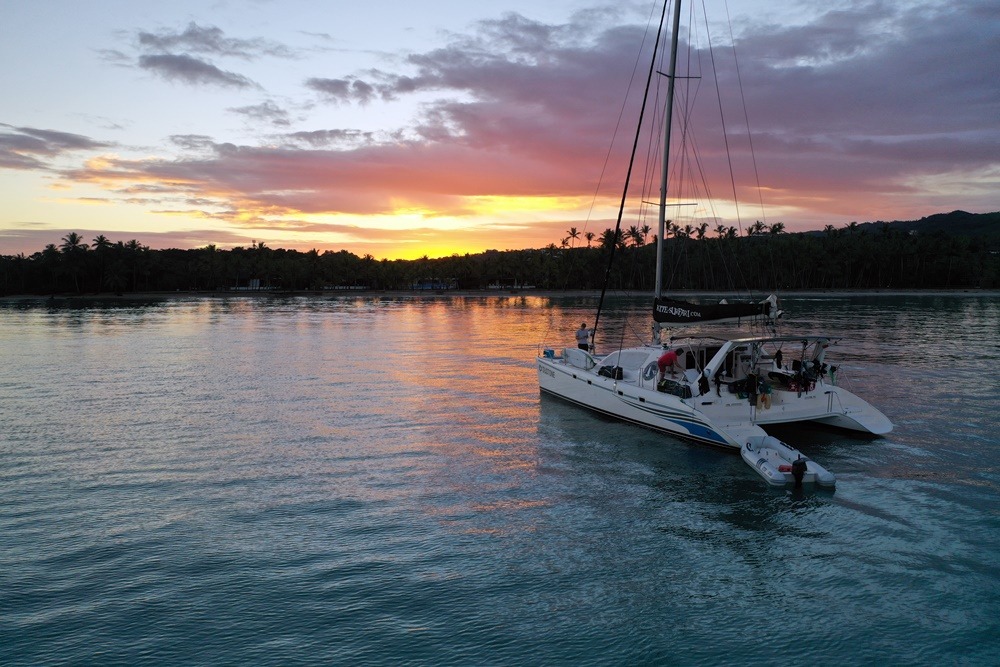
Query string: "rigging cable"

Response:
xmin=701 ymin=0 xmax=758 ymax=300
xmin=723 ymin=0 xmax=767 ymax=226
xmin=721 ymin=0 xmax=779 ymax=297
xmin=593 ymin=0 xmax=672 ymax=345
xmin=701 ymin=0 xmax=742 ymax=237
xmin=578 ymin=2 xmax=664 ymax=249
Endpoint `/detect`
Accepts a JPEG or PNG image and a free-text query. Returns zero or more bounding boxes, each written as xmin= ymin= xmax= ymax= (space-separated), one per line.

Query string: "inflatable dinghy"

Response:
xmin=742 ymin=436 xmax=836 ymax=488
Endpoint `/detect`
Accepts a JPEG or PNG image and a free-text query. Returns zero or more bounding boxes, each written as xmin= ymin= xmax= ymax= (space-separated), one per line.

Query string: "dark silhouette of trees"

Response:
xmin=1 ymin=211 xmax=997 ymax=296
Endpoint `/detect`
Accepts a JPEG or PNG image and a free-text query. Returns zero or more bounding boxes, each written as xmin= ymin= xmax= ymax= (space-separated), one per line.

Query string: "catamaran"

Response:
xmin=535 ymin=0 xmax=892 ymax=483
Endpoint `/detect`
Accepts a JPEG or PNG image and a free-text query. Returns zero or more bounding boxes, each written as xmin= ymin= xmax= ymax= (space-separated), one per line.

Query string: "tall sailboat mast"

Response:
xmin=654 ymin=0 xmax=684 ymax=316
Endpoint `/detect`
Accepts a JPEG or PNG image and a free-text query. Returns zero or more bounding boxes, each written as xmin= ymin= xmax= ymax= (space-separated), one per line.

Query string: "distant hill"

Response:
xmin=853 ymin=210 xmax=1000 ymax=238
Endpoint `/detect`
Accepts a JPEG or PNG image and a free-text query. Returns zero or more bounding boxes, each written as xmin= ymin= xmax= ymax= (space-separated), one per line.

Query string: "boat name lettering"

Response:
xmin=539 ymin=365 xmax=555 ymax=378
xmin=656 ymin=304 xmax=702 ymax=319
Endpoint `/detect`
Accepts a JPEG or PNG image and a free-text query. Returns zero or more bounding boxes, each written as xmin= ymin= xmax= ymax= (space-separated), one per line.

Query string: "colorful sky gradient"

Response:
xmin=1 ymin=0 xmax=997 ymax=259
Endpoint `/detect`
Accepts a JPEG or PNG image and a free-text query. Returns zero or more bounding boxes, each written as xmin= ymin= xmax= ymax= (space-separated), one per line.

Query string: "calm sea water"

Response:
xmin=1 ymin=293 xmax=998 ymax=665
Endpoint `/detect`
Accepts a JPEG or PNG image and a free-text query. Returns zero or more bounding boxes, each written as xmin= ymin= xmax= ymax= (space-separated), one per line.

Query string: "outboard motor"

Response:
xmin=791 ymin=456 xmax=807 ymax=488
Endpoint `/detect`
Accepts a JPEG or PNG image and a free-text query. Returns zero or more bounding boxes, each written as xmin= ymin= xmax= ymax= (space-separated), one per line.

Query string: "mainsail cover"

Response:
xmin=653 ymin=295 xmax=777 ymax=325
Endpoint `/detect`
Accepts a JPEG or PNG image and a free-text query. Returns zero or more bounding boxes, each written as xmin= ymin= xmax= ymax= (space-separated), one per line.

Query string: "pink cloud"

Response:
xmin=5 ymin=1 xmax=997 ymax=257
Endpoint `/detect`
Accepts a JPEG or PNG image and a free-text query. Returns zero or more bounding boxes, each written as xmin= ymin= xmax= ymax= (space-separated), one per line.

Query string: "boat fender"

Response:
xmin=791 ymin=456 xmax=807 ymax=488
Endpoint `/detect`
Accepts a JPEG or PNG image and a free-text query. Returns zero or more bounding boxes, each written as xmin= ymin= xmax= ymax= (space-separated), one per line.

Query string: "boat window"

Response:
xmin=619 ymin=351 xmax=650 ymax=369
xmin=601 ymin=350 xmax=648 ymax=370
xmin=598 ymin=352 xmax=621 ymax=367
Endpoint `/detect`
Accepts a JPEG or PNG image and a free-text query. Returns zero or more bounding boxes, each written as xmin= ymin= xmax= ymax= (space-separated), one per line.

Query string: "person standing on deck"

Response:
xmin=576 ymin=323 xmax=592 ymax=351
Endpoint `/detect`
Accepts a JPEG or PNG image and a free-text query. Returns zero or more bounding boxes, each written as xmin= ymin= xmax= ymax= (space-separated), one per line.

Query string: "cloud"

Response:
xmin=305 ymin=77 xmax=377 ymax=104
xmin=137 ymin=22 xmax=293 ymax=59
xmin=26 ymin=0 xmax=1000 ymax=254
xmin=228 ymin=101 xmax=291 ymax=126
xmin=283 ymin=129 xmax=375 ymax=147
xmin=138 ymin=54 xmax=256 ymax=88
xmin=706 ymin=0 xmax=1000 ymax=218
xmin=0 ymin=125 xmax=112 ymax=171
xmin=168 ymin=134 xmax=216 ymax=151
xmin=128 ymin=22 xmax=293 ymax=88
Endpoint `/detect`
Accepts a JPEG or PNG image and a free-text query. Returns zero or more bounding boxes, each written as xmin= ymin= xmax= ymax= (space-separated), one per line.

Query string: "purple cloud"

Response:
xmin=228 ymin=101 xmax=291 ymax=126
xmin=137 ymin=22 xmax=293 ymax=59
xmin=305 ymin=77 xmax=378 ymax=104
xmin=13 ymin=0 xmax=996 ymax=255
xmin=0 ymin=125 xmax=112 ymax=171
xmin=139 ymin=53 xmax=256 ymax=88
xmin=129 ymin=22 xmax=292 ymax=89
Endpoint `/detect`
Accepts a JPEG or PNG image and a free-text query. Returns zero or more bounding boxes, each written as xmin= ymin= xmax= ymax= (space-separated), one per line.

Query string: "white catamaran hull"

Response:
xmin=538 ymin=351 xmax=750 ymax=448
xmin=537 ymin=337 xmax=892 ymax=452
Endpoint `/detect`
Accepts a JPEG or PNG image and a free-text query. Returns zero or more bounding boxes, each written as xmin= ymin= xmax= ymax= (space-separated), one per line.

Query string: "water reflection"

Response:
xmin=3 ymin=292 xmax=998 ymax=665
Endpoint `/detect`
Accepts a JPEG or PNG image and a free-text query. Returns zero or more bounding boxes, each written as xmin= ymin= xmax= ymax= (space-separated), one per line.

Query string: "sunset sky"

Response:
xmin=1 ymin=0 xmax=997 ymax=259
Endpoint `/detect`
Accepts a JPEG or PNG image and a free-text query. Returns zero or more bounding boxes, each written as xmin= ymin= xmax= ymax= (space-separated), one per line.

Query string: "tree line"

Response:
xmin=1 ymin=212 xmax=997 ymax=296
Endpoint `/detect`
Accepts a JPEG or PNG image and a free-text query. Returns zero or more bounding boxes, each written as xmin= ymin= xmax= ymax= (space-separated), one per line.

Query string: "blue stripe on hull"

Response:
xmin=540 ymin=388 xmax=736 ymax=451
xmin=623 ymin=399 xmax=731 ymax=446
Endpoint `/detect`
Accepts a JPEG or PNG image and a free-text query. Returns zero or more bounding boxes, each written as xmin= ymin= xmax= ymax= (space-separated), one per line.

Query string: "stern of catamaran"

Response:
xmin=651 ymin=334 xmax=894 ymax=437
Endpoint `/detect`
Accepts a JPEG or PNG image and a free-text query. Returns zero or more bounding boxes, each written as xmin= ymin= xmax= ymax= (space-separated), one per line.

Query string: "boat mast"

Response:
xmin=653 ymin=0 xmax=683 ymax=339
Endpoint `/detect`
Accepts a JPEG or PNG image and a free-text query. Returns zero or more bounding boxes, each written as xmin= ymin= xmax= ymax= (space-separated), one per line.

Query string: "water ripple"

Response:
xmin=1 ymin=294 xmax=998 ymax=665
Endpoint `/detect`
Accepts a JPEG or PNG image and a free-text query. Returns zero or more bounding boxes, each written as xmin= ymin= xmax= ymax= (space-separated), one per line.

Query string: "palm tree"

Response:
xmin=59 ymin=232 xmax=89 ymax=293
xmin=566 ymin=227 xmax=580 ymax=248
xmin=123 ymin=239 xmax=146 ymax=292
xmin=640 ymin=224 xmax=651 ymax=245
xmin=92 ymin=234 xmax=111 ymax=293
xmin=196 ymin=244 xmax=219 ymax=290
xmin=627 ymin=225 xmax=643 ymax=247
xmin=584 ymin=231 xmax=595 ymax=248
xmin=104 ymin=260 xmax=128 ymax=295
xmin=40 ymin=244 xmax=61 ymax=293
xmin=599 ymin=228 xmax=617 ymax=251
xmin=59 ymin=231 xmax=88 ymax=253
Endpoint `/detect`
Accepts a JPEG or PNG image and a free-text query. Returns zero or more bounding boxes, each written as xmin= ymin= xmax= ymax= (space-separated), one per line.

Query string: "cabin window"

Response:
xmin=602 ymin=350 xmax=649 ymax=370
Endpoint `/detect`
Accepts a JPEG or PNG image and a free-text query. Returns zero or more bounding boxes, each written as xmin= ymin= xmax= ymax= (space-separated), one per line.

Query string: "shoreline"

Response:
xmin=2 ymin=287 xmax=998 ymax=303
